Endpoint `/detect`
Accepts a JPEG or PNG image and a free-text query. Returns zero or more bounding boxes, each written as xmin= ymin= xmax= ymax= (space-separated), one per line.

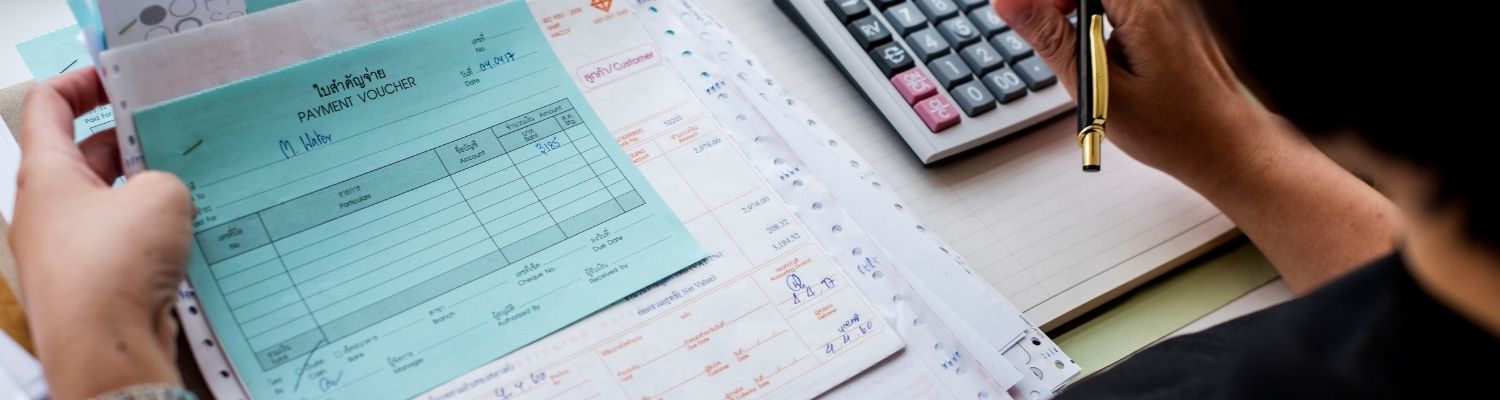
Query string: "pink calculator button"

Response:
xmin=914 ymin=95 xmax=960 ymax=133
xmin=891 ymin=69 xmax=938 ymax=105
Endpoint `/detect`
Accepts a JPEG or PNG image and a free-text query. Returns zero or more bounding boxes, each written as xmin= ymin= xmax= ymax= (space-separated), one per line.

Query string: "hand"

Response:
xmin=9 ymin=69 xmax=192 ymax=399
xmin=993 ymin=0 xmax=1281 ymax=189
xmin=993 ymin=0 xmax=1404 ymax=292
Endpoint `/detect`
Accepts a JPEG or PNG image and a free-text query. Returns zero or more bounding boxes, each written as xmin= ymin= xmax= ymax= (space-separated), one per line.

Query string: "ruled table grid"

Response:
xmin=193 ymin=99 xmax=646 ymax=370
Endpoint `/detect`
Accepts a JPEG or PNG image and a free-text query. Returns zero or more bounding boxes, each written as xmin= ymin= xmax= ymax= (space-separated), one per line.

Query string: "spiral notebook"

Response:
xmin=85 ymin=0 xmax=1079 ymax=398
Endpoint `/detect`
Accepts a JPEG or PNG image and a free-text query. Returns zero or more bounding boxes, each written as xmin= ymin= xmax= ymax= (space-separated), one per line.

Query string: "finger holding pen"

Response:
xmin=991 ymin=0 xmax=1268 ymax=185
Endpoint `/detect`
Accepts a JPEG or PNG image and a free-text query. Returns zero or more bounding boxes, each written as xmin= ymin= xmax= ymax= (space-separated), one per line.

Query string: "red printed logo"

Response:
xmin=591 ymin=0 xmax=613 ymax=13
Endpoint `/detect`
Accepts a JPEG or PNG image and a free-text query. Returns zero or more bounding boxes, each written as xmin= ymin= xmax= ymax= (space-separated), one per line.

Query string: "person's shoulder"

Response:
xmin=1059 ymin=253 xmax=1499 ymax=399
xmin=1050 ymin=259 xmax=1401 ymax=400
xmin=1221 ymin=253 xmax=1498 ymax=398
xmin=1253 ymin=253 xmax=1407 ymax=338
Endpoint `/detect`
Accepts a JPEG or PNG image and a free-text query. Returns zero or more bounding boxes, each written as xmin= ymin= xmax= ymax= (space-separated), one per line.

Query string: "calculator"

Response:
xmin=776 ymin=0 xmax=1073 ymax=164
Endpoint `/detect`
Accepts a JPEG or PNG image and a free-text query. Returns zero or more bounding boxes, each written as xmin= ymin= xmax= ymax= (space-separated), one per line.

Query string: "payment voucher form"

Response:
xmin=131 ymin=2 xmax=704 ymax=398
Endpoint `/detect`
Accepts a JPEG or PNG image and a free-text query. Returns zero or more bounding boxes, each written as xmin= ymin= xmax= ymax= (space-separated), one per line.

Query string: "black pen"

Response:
xmin=1077 ymin=0 xmax=1108 ymax=172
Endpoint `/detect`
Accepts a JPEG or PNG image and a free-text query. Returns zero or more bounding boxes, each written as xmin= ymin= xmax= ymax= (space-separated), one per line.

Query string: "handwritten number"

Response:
xmin=535 ymin=138 xmax=562 ymax=155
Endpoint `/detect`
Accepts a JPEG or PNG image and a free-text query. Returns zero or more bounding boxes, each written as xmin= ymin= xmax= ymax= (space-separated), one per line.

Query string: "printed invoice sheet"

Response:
xmin=418 ymin=2 xmax=907 ymax=399
xmin=131 ymin=2 xmax=707 ymax=398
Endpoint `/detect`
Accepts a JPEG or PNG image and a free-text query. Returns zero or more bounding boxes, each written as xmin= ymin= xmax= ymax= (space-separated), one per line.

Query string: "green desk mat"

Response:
xmin=1053 ymin=240 xmax=1277 ymax=378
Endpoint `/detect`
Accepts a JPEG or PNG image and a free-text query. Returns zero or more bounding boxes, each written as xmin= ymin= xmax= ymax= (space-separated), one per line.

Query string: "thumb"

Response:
xmin=993 ymin=0 xmax=1080 ymax=93
xmin=120 ymin=171 xmax=196 ymax=220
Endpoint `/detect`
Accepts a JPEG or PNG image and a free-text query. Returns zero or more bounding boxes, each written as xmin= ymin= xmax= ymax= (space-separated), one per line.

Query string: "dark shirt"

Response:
xmin=1059 ymin=253 xmax=1500 ymax=399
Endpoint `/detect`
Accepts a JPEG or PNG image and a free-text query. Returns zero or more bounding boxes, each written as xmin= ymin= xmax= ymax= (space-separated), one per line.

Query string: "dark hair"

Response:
xmin=1198 ymin=1 xmax=1497 ymax=247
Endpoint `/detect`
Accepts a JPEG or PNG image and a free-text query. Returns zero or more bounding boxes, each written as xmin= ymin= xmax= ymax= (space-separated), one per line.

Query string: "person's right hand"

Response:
xmin=994 ymin=0 xmax=1407 ymax=293
xmin=993 ymin=0 xmax=1286 ymax=189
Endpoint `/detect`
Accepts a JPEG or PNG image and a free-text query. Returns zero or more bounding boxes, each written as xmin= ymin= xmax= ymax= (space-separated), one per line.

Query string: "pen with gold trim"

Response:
xmin=1077 ymin=0 xmax=1108 ymax=172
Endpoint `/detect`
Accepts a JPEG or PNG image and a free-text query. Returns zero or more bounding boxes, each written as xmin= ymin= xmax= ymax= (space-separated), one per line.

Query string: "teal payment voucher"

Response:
xmin=132 ymin=2 xmax=705 ymax=398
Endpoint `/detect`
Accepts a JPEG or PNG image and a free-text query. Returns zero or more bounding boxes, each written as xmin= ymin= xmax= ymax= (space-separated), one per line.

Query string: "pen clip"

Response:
xmin=1078 ymin=14 xmax=1108 ymax=172
xmin=1085 ymin=14 xmax=1108 ymax=125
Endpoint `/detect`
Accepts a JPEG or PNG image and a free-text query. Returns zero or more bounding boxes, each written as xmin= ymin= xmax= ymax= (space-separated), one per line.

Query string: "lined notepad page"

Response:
xmin=699 ymin=0 xmax=1237 ymax=328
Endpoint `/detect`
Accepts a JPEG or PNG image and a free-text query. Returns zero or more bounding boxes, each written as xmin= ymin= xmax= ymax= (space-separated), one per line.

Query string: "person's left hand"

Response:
xmin=9 ymin=68 xmax=193 ymax=399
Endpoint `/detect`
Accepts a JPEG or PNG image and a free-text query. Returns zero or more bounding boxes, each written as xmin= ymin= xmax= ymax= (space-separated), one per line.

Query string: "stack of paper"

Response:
xmin=0 ymin=331 xmax=46 ymax=400
xmin=59 ymin=0 xmax=1088 ymax=398
xmin=1 ymin=120 xmax=17 ymax=222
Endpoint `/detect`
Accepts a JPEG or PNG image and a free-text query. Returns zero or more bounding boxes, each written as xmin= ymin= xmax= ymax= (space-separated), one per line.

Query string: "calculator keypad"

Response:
xmin=847 ymin=16 xmax=892 ymax=49
xmin=906 ymin=28 xmax=950 ymax=62
xmin=959 ymin=44 xmax=1004 ymax=74
xmin=969 ymin=8 xmax=1009 ymax=37
xmin=914 ymin=95 xmax=962 ymax=132
xmin=835 ymin=0 xmax=1056 ymax=133
xmin=883 ymin=3 xmax=926 ymax=34
xmin=891 ymin=69 xmax=939 ymax=105
xmin=951 ymin=80 xmax=997 ymax=117
xmin=981 ymin=68 xmax=1029 ymax=103
xmin=914 ymin=0 xmax=959 ymax=20
xmin=954 ymin=0 xmax=990 ymax=10
xmin=937 ymin=17 xmax=980 ymax=47
xmin=990 ymin=31 xmax=1034 ymax=60
xmin=1013 ymin=57 xmax=1057 ymax=90
xmin=827 ymin=0 xmax=870 ymax=23
xmin=927 ymin=54 xmax=973 ymax=89
xmin=870 ymin=43 xmax=915 ymax=77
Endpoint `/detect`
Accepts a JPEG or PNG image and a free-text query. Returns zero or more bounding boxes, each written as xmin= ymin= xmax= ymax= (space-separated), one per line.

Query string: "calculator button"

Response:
xmin=847 ymin=16 xmax=892 ymax=50
xmin=891 ymin=68 xmax=939 ymax=105
xmin=1013 ymin=57 xmax=1058 ymax=90
xmin=937 ymin=17 xmax=980 ymax=47
xmin=914 ymin=0 xmax=959 ymax=21
xmin=955 ymin=0 xmax=989 ymax=10
xmin=914 ymin=95 xmax=962 ymax=132
xmin=959 ymin=43 xmax=1004 ymax=74
xmin=990 ymin=31 xmax=1034 ymax=61
xmin=968 ymin=8 xmax=1010 ymax=37
xmin=884 ymin=2 xmax=928 ymax=35
xmin=981 ymin=68 xmax=1028 ymax=103
xmin=927 ymin=53 xmax=973 ymax=89
xmin=872 ymin=0 xmax=904 ymax=9
xmin=826 ymin=0 xmax=870 ymax=24
xmin=906 ymin=28 xmax=950 ymax=62
xmin=951 ymin=81 xmax=997 ymax=116
xmin=870 ymin=43 xmax=915 ymax=77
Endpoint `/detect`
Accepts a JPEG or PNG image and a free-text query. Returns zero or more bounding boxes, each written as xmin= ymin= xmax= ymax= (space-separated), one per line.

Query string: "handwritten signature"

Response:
xmin=294 ymin=340 xmax=343 ymax=393
xmin=786 ymin=274 xmax=837 ymax=305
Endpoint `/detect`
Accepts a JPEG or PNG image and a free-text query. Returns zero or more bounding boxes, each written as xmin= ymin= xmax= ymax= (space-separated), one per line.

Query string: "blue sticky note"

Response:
xmin=14 ymin=25 xmax=115 ymax=141
xmin=132 ymin=2 xmax=704 ymax=398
